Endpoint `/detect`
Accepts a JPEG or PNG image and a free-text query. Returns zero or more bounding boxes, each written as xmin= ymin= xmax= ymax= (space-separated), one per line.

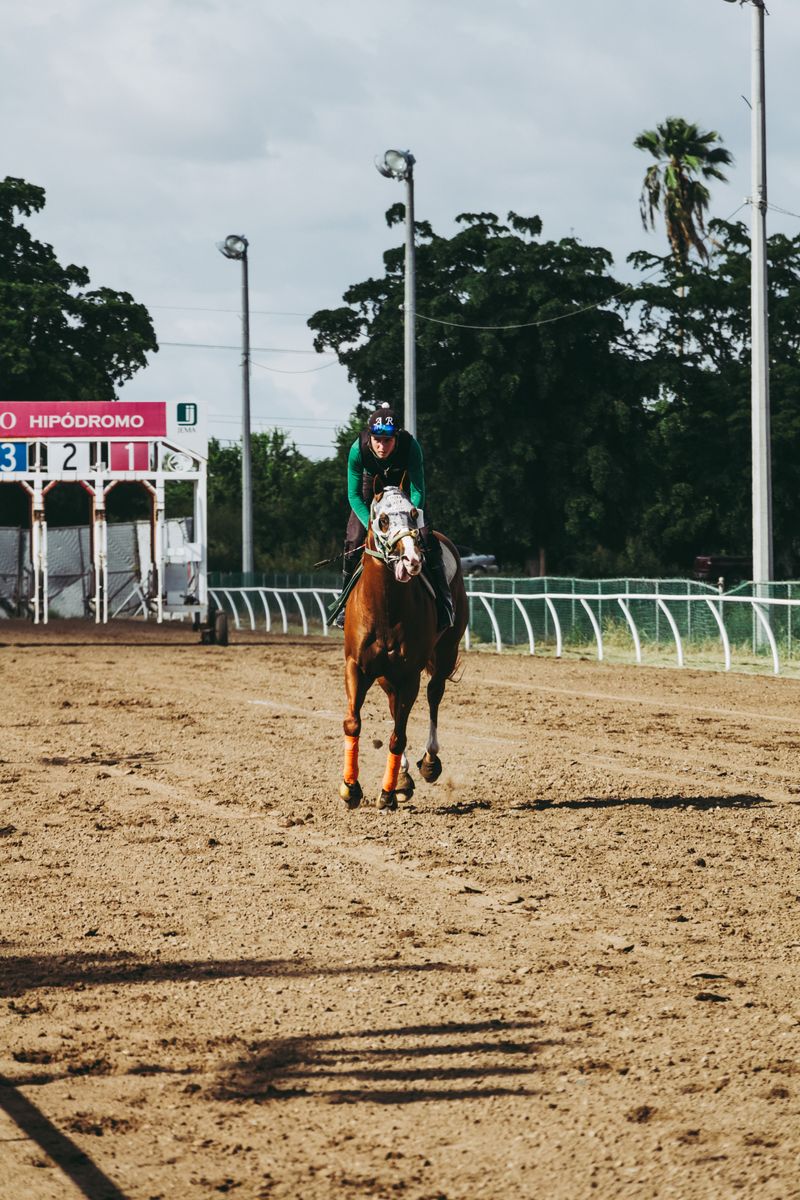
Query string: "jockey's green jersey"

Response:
xmin=347 ymin=431 xmax=425 ymax=528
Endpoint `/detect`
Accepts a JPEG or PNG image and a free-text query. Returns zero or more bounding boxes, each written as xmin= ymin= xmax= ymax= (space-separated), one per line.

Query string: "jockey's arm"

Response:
xmin=407 ymin=437 xmax=425 ymax=509
xmin=347 ymin=439 xmax=371 ymax=527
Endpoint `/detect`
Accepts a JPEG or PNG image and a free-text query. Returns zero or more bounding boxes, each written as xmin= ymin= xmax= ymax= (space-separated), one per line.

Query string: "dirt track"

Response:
xmin=2 ymin=620 xmax=800 ymax=1200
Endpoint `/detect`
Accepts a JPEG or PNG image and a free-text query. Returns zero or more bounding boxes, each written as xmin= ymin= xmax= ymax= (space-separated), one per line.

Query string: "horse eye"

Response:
xmin=379 ymin=513 xmax=390 ymax=532
xmin=409 ymin=508 xmax=418 ymax=524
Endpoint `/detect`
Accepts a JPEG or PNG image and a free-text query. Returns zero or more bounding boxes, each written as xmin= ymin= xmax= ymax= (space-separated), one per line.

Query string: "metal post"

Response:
xmin=376 ymin=151 xmax=417 ymax=437
xmin=240 ymin=247 xmax=254 ymax=576
xmin=404 ymin=171 xmax=417 ymax=439
xmin=750 ymin=0 xmax=772 ymax=588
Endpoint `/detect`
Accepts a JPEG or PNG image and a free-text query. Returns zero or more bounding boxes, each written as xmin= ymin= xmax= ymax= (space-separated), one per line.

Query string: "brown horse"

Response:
xmin=339 ymin=486 xmax=468 ymax=811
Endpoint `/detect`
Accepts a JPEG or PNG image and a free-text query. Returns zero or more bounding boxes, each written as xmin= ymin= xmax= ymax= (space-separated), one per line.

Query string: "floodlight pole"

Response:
xmin=218 ymin=234 xmax=254 ymax=576
xmin=749 ymin=0 xmax=772 ymax=587
xmin=239 ymin=244 xmax=254 ymax=577
xmin=403 ymin=166 xmax=417 ymax=440
xmin=376 ymin=150 xmax=417 ymax=439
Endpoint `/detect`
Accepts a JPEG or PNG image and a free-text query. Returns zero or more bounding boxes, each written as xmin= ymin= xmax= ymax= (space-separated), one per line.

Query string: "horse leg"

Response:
xmin=395 ymin=751 xmax=416 ymax=798
xmin=417 ymin=636 xmax=459 ymax=783
xmin=379 ymin=676 xmax=420 ymax=811
xmin=378 ymin=678 xmax=415 ymax=798
xmin=340 ymin=658 xmax=370 ymax=808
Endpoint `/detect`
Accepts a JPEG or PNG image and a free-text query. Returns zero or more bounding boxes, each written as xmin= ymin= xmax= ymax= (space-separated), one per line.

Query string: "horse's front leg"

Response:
xmin=418 ymin=671 xmax=447 ymax=784
xmin=379 ymin=674 xmax=420 ymax=811
xmin=340 ymin=657 xmax=370 ymax=808
xmin=378 ymin=679 xmax=415 ymax=799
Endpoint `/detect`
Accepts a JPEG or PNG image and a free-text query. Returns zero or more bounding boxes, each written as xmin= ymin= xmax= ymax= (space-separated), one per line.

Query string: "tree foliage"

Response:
xmin=634 ymin=118 xmax=733 ymax=268
xmin=0 ymin=177 xmax=157 ymax=401
xmin=309 ymin=211 xmax=651 ymax=573
xmin=627 ymin=220 xmax=800 ymax=575
xmin=207 ymin=429 xmax=352 ymax=571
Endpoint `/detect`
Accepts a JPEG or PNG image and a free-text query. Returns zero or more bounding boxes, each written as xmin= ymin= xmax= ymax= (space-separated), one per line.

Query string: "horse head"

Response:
xmin=369 ymin=486 xmax=423 ymax=584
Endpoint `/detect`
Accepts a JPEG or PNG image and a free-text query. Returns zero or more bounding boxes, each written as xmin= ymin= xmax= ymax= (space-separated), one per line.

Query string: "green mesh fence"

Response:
xmin=208 ymin=571 xmax=800 ymax=668
xmin=463 ymin=576 xmax=723 ymax=655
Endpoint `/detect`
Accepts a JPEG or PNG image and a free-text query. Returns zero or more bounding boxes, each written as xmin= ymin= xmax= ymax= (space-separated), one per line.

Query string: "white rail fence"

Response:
xmin=208 ymin=585 xmax=800 ymax=676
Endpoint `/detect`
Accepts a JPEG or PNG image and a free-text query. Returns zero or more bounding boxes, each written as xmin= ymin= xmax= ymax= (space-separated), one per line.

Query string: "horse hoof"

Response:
xmin=395 ymin=768 xmax=415 ymax=797
xmin=417 ymin=753 xmax=442 ymax=783
xmin=339 ymin=780 xmax=363 ymax=809
xmin=377 ymin=789 xmax=398 ymax=811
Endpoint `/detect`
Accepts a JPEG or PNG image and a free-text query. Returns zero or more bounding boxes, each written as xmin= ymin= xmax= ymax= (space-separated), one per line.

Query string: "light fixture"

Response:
xmin=375 ymin=149 xmax=415 ymax=181
xmin=218 ymin=234 xmax=248 ymax=260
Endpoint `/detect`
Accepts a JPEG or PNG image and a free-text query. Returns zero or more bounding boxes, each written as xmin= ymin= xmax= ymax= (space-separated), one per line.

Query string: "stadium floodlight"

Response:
xmin=217 ymin=233 xmax=254 ymax=575
xmin=375 ymin=149 xmax=417 ymax=436
xmin=376 ymin=149 xmax=415 ymax=181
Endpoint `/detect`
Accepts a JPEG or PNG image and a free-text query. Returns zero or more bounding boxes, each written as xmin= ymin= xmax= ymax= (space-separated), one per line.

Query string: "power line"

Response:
xmin=148 ymin=304 xmax=314 ymax=317
xmin=159 ymin=340 xmax=331 ymax=355
xmin=413 ymin=203 xmax=750 ymax=332
xmin=213 ymin=437 xmax=335 ymax=450
xmin=250 ymin=358 xmax=338 ymax=375
xmin=208 ymin=415 xmax=340 ymax=426
xmin=768 ymin=201 xmax=800 ymax=220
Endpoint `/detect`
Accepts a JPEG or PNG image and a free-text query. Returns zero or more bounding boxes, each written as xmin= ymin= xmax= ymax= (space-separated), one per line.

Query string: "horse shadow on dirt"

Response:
xmin=514 ymin=793 xmax=771 ymax=812
xmin=209 ymin=1018 xmax=556 ymax=1106
xmin=0 ymin=951 xmax=463 ymax=1002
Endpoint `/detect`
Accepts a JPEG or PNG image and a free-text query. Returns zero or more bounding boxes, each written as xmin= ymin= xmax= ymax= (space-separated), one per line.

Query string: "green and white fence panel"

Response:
xmin=206 ymin=577 xmax=800 ymax=675
xmin=209 ymin=585 xmax=338 ymax=635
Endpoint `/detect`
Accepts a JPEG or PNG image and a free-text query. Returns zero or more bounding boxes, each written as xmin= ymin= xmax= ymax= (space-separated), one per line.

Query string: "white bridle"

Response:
xmin=367 ymin=487 xmax=423 ymax=581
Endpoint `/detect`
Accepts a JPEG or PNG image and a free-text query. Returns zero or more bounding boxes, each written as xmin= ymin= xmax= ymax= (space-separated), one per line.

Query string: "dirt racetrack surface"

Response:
xmin=2 ymin=619 xmax=800 ymax=1200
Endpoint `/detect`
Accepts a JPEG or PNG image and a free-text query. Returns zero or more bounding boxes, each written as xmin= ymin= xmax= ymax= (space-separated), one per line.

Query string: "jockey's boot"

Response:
xmin=422 ymin=531 xmax=454 ymax=632
xmin=333 ymin=546 xmax=362 ymax=629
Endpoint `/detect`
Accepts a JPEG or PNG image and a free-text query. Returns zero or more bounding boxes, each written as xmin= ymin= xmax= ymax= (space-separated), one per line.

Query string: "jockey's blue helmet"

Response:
xmin=368 ymin=403 xmax=399 ymax=437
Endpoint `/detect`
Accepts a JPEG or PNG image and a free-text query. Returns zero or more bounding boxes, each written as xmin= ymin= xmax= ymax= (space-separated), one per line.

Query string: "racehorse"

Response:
xmin=339 ymin=486 xmax=468 ymax=811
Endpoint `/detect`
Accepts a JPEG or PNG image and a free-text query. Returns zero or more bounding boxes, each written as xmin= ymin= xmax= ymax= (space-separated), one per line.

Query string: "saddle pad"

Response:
xmin=418 ymin=542 xmax=457 ymax=602
xmin=442 ymin=543 xmax=458 ymax=585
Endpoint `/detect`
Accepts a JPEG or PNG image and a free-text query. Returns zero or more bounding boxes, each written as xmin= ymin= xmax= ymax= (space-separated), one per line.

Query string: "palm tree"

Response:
xmin=635 ymin=117 xmax=734 ymax=269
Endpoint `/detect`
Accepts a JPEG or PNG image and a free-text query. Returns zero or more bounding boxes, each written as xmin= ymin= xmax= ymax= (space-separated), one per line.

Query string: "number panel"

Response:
xmin=49 ymin=442 xmax=91 ymax=475
xmin=109 ymin=442 xmax=150 ymax=471
xmin=0 ymin=442 xmax=28 ymax=472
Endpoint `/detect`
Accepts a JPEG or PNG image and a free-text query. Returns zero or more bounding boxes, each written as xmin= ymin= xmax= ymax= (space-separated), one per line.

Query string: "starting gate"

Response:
xmin=0 ymin=400 xmax=208 ymax=624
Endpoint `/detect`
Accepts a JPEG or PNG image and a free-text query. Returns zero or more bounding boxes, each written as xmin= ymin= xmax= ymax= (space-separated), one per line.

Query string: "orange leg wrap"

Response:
xmin=343 ymin=735 xmax=359 ymax=785
xmin=382 ymin=751 xmax=402 ymax=794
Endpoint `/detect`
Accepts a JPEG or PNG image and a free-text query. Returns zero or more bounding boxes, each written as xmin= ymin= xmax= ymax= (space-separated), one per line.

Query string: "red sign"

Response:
xmin=110 ymin=441 xmax=150 ymax=471
xmin=0 ymin=402 xmax=167 ymax=440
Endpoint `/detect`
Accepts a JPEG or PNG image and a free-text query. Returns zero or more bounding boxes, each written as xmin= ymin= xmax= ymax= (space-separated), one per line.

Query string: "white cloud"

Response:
xmin=2 ymin=0 xmax=798 ymax=457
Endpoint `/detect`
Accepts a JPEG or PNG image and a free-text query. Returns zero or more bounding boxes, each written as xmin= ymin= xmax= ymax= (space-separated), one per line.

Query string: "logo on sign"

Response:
xmin=177 ymin=402 xmax=197 ymax=426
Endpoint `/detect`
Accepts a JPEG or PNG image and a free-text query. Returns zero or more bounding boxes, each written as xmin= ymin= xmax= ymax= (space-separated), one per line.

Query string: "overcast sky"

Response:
xmin=4 ymin=0 xmax=799 ymax=458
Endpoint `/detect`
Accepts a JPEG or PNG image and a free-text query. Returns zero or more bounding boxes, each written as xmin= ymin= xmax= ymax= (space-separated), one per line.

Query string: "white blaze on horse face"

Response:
xmin=401 ymin=534 xmax=421 ymax=574
xmin=393 ymin=537 xmax=420 ymax=583
xmin=373 ymin=487 xmax=423 ymax=584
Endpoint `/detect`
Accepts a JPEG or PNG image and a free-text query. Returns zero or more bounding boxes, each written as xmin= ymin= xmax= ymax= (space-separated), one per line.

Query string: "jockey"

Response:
xmin=334 ymin=402 xmax=455 ymax=631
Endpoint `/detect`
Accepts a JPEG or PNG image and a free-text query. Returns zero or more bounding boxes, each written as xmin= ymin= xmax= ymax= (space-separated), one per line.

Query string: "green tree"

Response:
xmin=207 ymin=430 xmax=351 ymax=572
xmin=627 ymin=219 xmax=800 ymax=575
xmin=0 ymin=177 xmax=157 ymax=400
xmin=634 ymin=118 xmax=733 ymax=268
xmin=309 ymin=210 xmax=651 ymax=574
